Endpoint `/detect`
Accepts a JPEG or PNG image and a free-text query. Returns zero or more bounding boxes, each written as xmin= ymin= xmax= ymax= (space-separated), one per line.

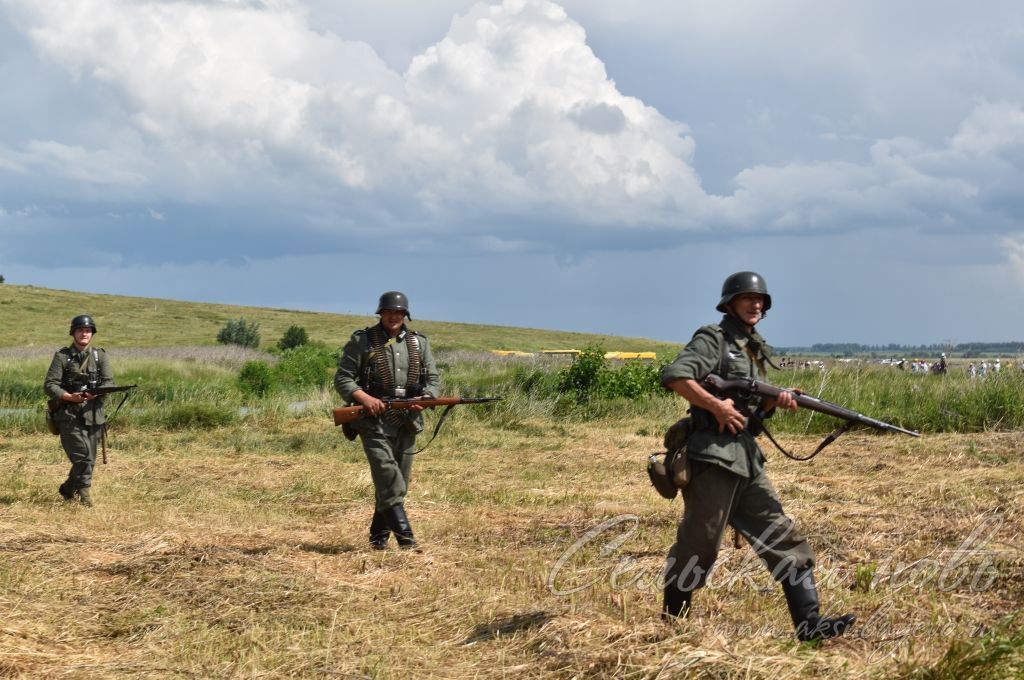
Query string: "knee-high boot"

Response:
xmin=384 ymin=505 xmax=418 ymax=549
xmin=662 ymin=583 xmax=692 ymax=621
xmin=369 ymin=510 xmax=390 ymax=550
xmin=781 ymin=568 xmax=855 ymax=641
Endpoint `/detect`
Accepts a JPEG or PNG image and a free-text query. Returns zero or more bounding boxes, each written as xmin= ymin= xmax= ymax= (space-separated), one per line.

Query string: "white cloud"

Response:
xmin=2 ymin=0 xmax=1024 ymax=251
xmin=3 ymin=0 xmax=703 ymax=229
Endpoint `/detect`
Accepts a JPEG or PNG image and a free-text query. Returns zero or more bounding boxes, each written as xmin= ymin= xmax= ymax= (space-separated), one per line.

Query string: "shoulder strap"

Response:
xmin=715 ymin=325 xmax=731 ymax=376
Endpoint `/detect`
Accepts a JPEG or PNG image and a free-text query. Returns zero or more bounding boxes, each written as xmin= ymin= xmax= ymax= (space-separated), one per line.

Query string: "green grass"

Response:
xmin=0 ymin=284 xmax=1022 ymax=677
xmin=0 ymin=284 xmax=677 ymax=353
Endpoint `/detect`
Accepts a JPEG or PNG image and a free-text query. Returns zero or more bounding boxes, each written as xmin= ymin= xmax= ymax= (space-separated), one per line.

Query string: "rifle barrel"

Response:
xmin=703 ymin=375 xmax=919 ymax=437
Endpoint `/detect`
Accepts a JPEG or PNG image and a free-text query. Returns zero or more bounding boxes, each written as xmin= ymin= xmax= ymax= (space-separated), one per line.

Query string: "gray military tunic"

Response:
xmin=660 ymin=314 xmax=815 ymax=593
xmin=44 ymin=345 xmax=114 ymax=490
xmin=334 ymin=324 xmax=441 ymax=511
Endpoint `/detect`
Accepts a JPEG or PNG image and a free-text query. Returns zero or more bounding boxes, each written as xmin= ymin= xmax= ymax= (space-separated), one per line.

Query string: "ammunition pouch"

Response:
xmin=341 ymin=422 xmax=358 ymax=441
xmin=664 ymin=417 xmax=692 ymax=452
xmin=44 ymin=407 xmax=60 ymax=435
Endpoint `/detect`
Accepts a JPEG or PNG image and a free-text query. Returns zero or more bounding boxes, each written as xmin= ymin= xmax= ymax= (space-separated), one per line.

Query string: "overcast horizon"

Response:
xmin=3 ymin=1 xmax=1024 ymax=347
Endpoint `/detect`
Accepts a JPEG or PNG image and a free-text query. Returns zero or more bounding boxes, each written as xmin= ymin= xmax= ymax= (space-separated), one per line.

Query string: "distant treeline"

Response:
xmin=778 ymin=342 xmax=1024 ymax=358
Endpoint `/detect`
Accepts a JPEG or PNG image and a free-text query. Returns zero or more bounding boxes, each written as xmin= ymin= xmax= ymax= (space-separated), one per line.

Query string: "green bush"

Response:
xmin=216 ymin=318 xmax=261 ymax=348
xmin=555 ymin=345 xmax=664 ymax=403
xmin=277 ymin=325 xmax=309 ymax=351
xmin=601 ymin=360 xmax=662 ymax=399
xmin=238 ymin=360 xmax=277 ymax=397
xmin=158 ymin=404 xmax=236 ymax=429
xmin=275 ymin=344 xmax=336 ymax=388
xmin=557 ymin=345 xmax=607 ymax=402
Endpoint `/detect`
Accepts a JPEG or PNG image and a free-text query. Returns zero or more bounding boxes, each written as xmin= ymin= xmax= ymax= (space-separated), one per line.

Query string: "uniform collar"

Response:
xmin=720 ymin=314 xmax=755 ymax=346
xmin=375 ymin=322 xmax=408 ymax=342
xmin=720 ymin=314 xmax=773 ymax=357
xmin=720 ymin=313 xmax=774 ymax=366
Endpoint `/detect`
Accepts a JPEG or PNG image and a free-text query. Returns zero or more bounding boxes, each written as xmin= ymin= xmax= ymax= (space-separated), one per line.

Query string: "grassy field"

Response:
xmin=1 ymin=286 xmax=1023 ymax=677
xmin=0 ymin=284 xmax=677 ymax=354
xmin=1 ymin=412 xmax=1022 ymax=678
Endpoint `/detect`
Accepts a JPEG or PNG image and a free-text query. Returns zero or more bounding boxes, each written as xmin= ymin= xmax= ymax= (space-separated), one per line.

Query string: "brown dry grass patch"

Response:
xmin=0 ymin=421 xmax=1022 ymax=678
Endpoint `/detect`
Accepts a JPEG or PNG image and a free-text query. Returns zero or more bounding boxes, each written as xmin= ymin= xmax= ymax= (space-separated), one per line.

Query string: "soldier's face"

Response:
xmin=72 ymin=327 xmax=93 ymax=349
xmin=729 ymin=293 xmax=765 ymax=327
xmin=380 ymin=309 xmax=407 ymax=337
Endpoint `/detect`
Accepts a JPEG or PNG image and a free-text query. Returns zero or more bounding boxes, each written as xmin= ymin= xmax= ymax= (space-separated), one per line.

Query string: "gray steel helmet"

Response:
xmin=376 ymin=291 xmax=411 ymax=319
xmin=69 ymin=314 xmax=97 ymax=335
xmin=716 ymin=271 xmax=772 ymax=313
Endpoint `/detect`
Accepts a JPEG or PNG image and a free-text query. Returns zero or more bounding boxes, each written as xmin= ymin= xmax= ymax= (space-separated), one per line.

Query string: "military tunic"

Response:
xmin=44 ymin=345 xmax=114 ymax=491
xmin=334 ymin=324 xmax=440 ymax=511
xmin=660 ymin=314 xmax=814 ymax=594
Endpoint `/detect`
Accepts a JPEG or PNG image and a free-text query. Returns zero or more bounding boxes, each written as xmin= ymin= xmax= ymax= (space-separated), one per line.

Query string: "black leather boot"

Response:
xmin=369 ymin=510 xmax=390 ymax=550
xmin=76 ymin=486 xmax=93 ymax=507
xmin=662 ymin=583 xmax=692 ymax=621
xmin=384 ymin=505 xmax=418 ymax=549
xmin=781 ymin=568 xmax=855 ymax=642
xmin=58 ymin=481 xmax=76 ymax=501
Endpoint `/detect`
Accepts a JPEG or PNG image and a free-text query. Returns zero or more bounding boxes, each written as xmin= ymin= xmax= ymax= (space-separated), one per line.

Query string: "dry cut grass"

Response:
xmin=0 ymin=415 xmax=1022 ymax=678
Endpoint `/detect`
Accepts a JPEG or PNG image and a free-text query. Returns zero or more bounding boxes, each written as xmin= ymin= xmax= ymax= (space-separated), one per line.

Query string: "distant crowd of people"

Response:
xmin=966 ymin=358 xmax=1010 ymax=379
xmin=777 ymin=357 xmax=825 ymax=370
xmin=777 ymin=354 xmax=1024 ymax=376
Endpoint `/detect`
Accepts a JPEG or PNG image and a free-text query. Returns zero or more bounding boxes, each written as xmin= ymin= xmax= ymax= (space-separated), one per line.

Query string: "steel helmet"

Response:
xmin=69 ymin=314 xmax=97 ymax=335
xmin=716 ymin=271 xmax=772 ymax=314
xmin=376 ymin=291 xmax=411 ymax=319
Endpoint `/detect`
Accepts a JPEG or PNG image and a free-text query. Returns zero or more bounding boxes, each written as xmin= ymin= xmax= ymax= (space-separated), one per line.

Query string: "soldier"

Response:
xmin=44 ymin=315 xmax=115 ymax=507
xmin=660 ymin=272 xmax=855 ymax=642
xmin=334 ymin=291 xmax=440 ymax=550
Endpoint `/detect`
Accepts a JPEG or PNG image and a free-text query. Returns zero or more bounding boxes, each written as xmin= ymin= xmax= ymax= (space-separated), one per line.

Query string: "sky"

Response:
xmin=2 ymin=0 xmax=1024 ymax=347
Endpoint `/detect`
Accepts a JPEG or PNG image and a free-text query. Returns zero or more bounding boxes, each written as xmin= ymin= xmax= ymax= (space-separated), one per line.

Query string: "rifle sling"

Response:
xmin=100 ymin=390 xmax=134 ymax=465
xmin=755 ymin=416 xmax=857 ymax=461
xmin=412 ymin=403 xmax=458 ymax=455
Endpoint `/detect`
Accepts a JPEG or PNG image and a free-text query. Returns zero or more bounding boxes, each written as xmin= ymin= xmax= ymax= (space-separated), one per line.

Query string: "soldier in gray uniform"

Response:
xmin=44 ymin=315 xmax=115 ymax=507
xmin=334 ymin=291 xmax=440 ymax=550
xmin=660 ymin=272 xmax=855 ymax=642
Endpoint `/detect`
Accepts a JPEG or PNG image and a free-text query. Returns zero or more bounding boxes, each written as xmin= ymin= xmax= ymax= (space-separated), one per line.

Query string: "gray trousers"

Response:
xmin=58 ymin=420 xmax=103 ymax=490
xmin=359 ymin=427 xmax=417 ymax=511
xmin=665 ymin=460 xmax=815 ymax=593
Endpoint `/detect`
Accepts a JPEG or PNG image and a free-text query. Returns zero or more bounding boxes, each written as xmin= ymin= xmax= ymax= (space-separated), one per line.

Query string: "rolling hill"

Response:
xmin=0 ymin=284 xmax=679 ymax=354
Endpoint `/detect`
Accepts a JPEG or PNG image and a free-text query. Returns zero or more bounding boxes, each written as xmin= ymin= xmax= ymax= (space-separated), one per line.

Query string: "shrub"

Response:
xmin=554 ymin=344 xmax=666 ymax=403
xmin=217 ymin=318 xmax=261 ymax=348
xmin=556 ymin=345 xmax=606 ymax=402
xmin=159 ymin=404 xmax=236 ymax=429
xmin=277 ymin=325 xmax=309 ymax=351
xmin=238 ymin=360 xmax=277 ymax=397
xmin=0 ymin=274 xmax=5 ymax=283
xmin=275 ymin=344 xmax=336 ymax=388
xmin=602 ymin=360 xmax=662 ymax=400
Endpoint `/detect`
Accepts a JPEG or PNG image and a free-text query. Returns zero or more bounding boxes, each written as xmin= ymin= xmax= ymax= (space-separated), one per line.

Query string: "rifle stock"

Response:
xmin=333 ymin=396 xmax=502 ymax=427
xmin=702 ymin=374 xmax=919 ymax=438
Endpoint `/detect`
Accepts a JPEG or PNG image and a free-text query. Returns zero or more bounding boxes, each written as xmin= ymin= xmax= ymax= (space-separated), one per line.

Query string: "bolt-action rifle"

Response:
xmin=333 ymin=396 xmax=502 ymax=427
xmin=702 ymin=374 xmax=919 ymax=460
xmin=46 ymin=384 xmax=138 ymax=415
xmin=333 ymin=396 xmax=502 ymax=453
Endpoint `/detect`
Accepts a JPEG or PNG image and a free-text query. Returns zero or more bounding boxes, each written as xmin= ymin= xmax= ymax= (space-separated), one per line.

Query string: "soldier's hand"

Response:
xmin=356 ymin=393 xmax=386 ymax=416
xmin=775 ymin=389 xmax=799 ymax=411
xmin=61 ymin=392 xmax=87 ymax=404
xmin=713 ymin=398 xmax=747 ymax=434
